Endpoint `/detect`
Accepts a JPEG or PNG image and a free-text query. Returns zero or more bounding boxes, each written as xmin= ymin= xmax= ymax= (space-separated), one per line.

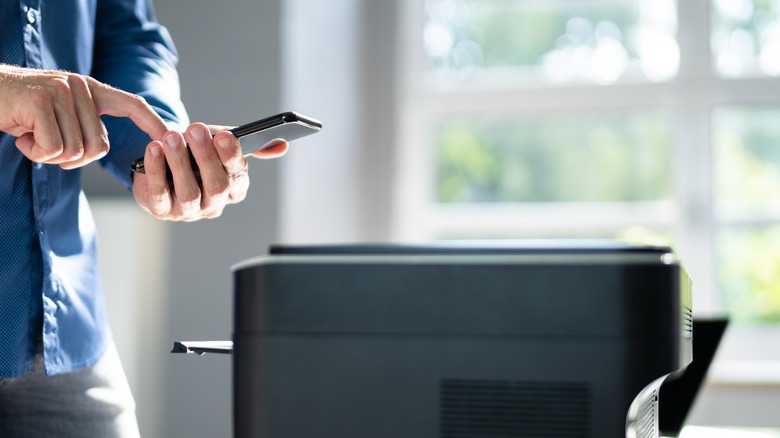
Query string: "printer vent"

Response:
xmin=440 ymin=379 xmax=589 ymax=437
xmin=634 ymin=388 xmax=658 ymax=438
xmin=683 ymin=306 xmax=693 ymax=338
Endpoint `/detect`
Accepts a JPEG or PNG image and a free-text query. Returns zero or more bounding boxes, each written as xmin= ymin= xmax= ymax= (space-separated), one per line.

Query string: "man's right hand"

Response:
xmin=0 ymin=64 xmax=168 ymax=169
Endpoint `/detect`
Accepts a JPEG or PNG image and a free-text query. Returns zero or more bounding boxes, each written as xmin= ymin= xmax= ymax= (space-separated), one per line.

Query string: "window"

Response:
xmin=711 ymin=0 xmax=780 ymax=78
xmin=715 ymin=107 xmax=780 ymax=322
xmin=434 ymin=111 xmax=671 ymax=205
xmin=422 ymin=0 xmax=679 ymax=85
xmin=395 ymin=0 xmax=780 ymax=329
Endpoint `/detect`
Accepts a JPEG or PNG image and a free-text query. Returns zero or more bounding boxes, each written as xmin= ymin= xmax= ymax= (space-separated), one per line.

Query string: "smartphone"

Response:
xmin=130 ymin=111 xmax=322 ymax=174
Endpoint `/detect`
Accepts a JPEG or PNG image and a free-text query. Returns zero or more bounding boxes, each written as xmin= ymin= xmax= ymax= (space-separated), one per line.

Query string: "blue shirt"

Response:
xmin=0 ymin=0 xmax=188 ymax=378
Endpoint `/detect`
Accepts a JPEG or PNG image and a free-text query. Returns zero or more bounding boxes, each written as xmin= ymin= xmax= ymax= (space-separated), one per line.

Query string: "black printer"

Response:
xmin=229 ymin=241 xmax=693 ymax=438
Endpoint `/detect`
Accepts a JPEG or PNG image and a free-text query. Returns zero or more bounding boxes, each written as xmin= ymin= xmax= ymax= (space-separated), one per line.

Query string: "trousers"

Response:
xmin=0 ymin=341 xmax=140 ymax=437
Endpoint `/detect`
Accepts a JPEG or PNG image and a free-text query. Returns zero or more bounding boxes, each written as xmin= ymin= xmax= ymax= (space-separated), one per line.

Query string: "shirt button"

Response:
xmin=26 ymin=8 xmax=36 ymax=25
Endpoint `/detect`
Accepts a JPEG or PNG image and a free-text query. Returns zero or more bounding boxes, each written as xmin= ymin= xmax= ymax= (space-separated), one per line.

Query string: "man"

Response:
xmin=0 ymin=0 xmax=286 ymax=436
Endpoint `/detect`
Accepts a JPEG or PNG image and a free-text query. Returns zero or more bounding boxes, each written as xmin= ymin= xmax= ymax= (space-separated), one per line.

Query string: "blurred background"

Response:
xmin=82 ymin=0 xmax=780 ymax=436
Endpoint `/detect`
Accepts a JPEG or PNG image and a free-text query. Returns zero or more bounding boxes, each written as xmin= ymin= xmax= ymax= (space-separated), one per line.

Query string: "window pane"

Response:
xmin=711 ymin=0 xmax=780 ymax=77
xmin=713 ymin=106 xmax=780 ymax=215
xmin=434 ymin=111 xmax=672 ymax=203
xmin=718 ymin=226 xmax=780 ymax=323
xmin=424 ymin=0 xmax=679 ymax=84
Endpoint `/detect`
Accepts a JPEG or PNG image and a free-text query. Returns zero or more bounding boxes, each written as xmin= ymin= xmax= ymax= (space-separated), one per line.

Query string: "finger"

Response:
xmin=249 ymin=139 xmax=289 ymax=159
xmin=213 ymin=131 xmax=247 ymax=175
xmin=61 ymin=120 xmax=107 ymax=169
xmin=213 ymin=131 xmax=250 ymax=203
xmin=15 ymin=132 xmax=35 ymax=156
xmin=137 ymin=141 xmax=173 ymax=218
xmin=186 ymin=123 xmax=229 ymax=213
xmin=64 ymin=75 xmax=109 ymax=167
xmin=16 ymin=104 xmax=64 ymax=162
xmin=88 ymin=78 xmax=168 ymax=141
xmin=49 ymin=82 xmax=85 ymax=164
xmin=162 ymin=130 xmax=202 ymax=217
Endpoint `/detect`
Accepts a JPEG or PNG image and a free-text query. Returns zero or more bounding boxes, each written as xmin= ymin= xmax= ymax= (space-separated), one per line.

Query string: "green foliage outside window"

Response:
xmin=715 ymin=107 xmax=780 ymax=323
xmin=718 ymin=227 xmax=780 ymax=323
xmin=435 ymin=112 xmax=672 ymax=203
xmin=426 ymin=1 xmax=639 ymax=70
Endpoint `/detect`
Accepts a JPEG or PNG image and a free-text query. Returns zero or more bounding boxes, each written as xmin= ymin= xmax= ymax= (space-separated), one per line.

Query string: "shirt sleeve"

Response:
xmin=91 ymin=0 xmax=190 ymax=189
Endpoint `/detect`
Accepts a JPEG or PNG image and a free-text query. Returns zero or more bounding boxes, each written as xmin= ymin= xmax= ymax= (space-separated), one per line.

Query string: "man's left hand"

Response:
xmin=131 ymin=122 xmax=288 ymax=221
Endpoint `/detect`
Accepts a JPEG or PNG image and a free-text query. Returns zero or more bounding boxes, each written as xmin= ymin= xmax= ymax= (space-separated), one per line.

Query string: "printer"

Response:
xmin=227 ymin=241 xmax=692 ymax=438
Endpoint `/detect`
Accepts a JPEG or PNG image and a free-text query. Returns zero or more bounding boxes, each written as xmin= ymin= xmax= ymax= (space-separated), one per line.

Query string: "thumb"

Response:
xmin=249 ymin=139 xmax=289 ymax=159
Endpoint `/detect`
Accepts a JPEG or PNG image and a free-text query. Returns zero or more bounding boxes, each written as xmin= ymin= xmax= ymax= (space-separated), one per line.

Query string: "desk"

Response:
xmin=663 ymin=426 xmax=780 ymax=437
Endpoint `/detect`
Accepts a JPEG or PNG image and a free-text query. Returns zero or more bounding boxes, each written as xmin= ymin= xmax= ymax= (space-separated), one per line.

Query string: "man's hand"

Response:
xmin=0 ymin=64 xmax=168 ymax=169
xmin=132 ymin=123 xmax=288 ymax=221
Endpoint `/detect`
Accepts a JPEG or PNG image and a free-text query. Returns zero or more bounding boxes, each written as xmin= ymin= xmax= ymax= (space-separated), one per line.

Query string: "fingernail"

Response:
xmin=189 ymin=126 xmax=206 ymax=141
xmin=164 ymin=133 xmax=179 ymax=148
xmin=217 ymin=135 xmax=232 ymax=149
xmin=150 ymin=143 xmax=161 ymax=157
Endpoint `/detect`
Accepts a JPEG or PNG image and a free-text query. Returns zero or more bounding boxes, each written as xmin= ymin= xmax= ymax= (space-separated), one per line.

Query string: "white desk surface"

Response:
xmin=662 ymin=426 xmax=780 ymax=438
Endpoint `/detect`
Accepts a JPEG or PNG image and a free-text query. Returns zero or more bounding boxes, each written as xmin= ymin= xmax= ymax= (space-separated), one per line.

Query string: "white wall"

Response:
xmin=280 ymin=0 xmax=400 ymax=244
xmin=279 ymin=0 xmax=363 ymax=244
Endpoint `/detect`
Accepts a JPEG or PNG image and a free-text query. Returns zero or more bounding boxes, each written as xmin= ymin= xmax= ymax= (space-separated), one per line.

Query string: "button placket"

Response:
xmin=20 ymin=0 xmax=43 ymax=68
